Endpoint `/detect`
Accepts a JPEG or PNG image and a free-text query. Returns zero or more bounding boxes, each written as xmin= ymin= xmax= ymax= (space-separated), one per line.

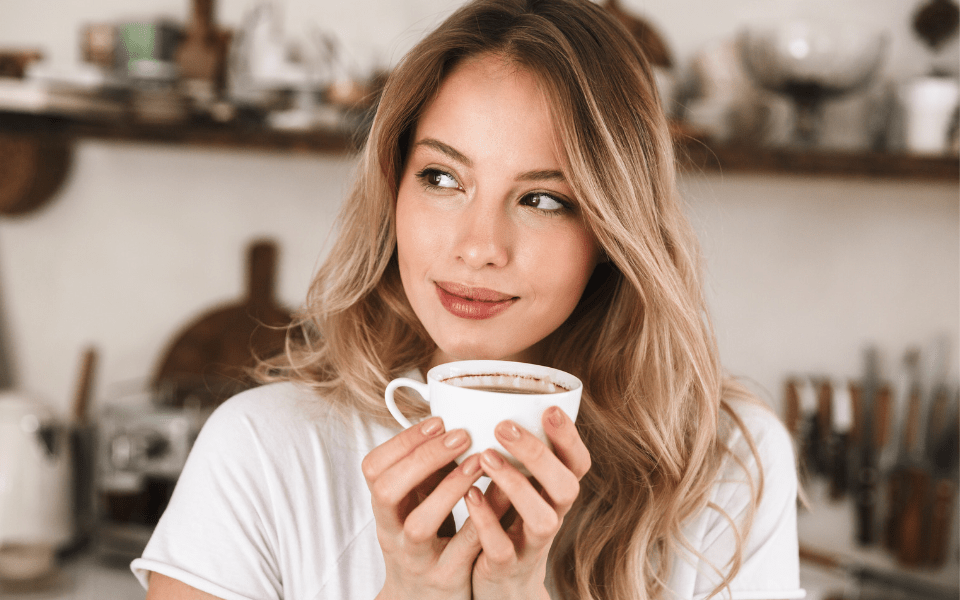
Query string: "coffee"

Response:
xmin=441 ymin=373 xmax=569 ymax=395
xmin=461 ymin=386 xmax=545 ymax=394
xmin=384 ymin=360 xmax=582 ymax=473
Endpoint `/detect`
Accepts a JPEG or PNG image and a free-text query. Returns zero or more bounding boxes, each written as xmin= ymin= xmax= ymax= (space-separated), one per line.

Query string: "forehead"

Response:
xmin=411 ymin=54 xmax=562 ymax=162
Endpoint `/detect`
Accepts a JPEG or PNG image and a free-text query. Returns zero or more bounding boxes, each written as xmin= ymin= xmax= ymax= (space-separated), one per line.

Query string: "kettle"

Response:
xmin=0 ymin=392 xmax=73 ymax=581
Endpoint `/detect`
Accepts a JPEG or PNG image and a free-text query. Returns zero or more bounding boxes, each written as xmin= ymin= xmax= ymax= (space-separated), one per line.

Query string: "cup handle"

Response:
xmin=384 ymin=378 xmax=429 ymax=429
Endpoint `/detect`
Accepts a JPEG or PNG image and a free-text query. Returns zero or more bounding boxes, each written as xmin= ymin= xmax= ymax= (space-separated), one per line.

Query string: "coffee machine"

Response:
xmin=95 ymin=387 xmax=212 ymax=561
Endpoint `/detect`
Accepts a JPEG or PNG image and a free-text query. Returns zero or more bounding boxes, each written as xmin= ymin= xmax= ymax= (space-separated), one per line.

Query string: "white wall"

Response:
xmin=0 ymin=0 xmax=958 ymax=417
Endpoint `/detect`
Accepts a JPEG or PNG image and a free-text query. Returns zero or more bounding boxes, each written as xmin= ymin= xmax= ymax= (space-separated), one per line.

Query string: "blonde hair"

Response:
xmin=258 ymin=1 xmax=763 ymax=598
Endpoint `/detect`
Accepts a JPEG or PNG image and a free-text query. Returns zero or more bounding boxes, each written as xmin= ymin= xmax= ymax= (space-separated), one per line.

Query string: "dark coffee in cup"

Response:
xmin=441 ymin=373 xmax=569 ymax=395
xmin=384 ymin=360 xmax=583 ymax=474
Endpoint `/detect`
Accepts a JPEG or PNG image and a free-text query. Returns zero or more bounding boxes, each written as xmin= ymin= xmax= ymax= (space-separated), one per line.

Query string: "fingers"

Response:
xmin=361 ymin=416 xmax=445 ymax=481
xmin=363 ymin=421 xmax=473 ymax=529
xmin=494 ymin=418 xmax=583 ymax=515
xmin=404 ymin=455 xmax=483 ymax=545
xmin=462 ymin=485 xmax=518 ymax=564
xmin=479 ymin=448 xmax=561 ymax=547
xmin=542 ymin=406 xmax=592 ymax=479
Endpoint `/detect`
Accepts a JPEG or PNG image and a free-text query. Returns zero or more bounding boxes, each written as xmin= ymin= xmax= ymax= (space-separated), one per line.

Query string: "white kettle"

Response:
xmin=0 ymin=392 xmax=73 ymax=580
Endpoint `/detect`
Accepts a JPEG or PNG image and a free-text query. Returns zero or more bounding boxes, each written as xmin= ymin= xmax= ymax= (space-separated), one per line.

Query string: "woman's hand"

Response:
xmin=362 ymin=416 xmax=485 ymax=600
xmin=466 ymin=406 xmax=591 ymax=600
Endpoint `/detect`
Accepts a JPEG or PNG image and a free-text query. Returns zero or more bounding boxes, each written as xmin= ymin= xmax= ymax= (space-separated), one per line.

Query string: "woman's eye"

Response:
xmin=417 ymin=168 xmax=459 ymax=189
xmin=521 ymin=192 xmax=567 ymax=212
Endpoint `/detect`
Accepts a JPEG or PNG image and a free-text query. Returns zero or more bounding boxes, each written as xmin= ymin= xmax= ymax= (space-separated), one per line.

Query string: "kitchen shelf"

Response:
xmin=1 ymin=109 xmax=957 ymax=181
xmin=679 ymin=139 xmax=959 ymax=182
xmin=0 ymin=109 xmax=360 ymax=155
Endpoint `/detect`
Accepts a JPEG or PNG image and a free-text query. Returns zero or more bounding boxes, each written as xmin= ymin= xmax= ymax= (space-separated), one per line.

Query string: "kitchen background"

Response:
xmin=0 ymin=0 xmax=957 ymax=598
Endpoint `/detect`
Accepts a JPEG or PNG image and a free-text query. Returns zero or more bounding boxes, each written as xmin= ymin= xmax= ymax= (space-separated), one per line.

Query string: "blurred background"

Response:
xmin=0 ymin=0 xmax=957 ymax=598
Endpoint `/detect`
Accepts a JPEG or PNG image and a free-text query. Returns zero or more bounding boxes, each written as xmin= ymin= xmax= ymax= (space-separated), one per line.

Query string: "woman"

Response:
xmin=134 ymin=0 xmax=803 ymax=598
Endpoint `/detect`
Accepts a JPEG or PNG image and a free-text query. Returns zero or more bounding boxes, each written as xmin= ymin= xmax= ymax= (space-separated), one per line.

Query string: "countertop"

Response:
xmin=0 ymin=551 xmax=145 ymax=600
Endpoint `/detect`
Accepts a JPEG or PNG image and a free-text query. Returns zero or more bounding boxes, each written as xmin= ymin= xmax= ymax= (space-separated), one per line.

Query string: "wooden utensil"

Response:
xmin=0 ymin=135 xmax=72 ymax=218
xmin=70 ymin=347 xmax=97 ymax=425
xmin=913 ymin=0 xmax=960 ymax=51
xmin=151 ymin=239 xmax=293 ymax=407
xmin=602 ymin=0 xmax=673 ymax=67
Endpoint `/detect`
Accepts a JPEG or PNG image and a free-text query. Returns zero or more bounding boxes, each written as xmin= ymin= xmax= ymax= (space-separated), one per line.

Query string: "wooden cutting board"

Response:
xmin=151 ymin=239 xmax=294 ymax=406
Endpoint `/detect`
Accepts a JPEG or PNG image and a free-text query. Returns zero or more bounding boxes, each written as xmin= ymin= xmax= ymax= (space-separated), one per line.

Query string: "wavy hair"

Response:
xmin=257 ymin=1 xmax=763 ymax=598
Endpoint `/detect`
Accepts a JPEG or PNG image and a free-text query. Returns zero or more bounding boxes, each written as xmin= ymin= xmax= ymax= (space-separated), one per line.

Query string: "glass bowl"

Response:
xmin=737 ymin=21 xmax=888 ymax=145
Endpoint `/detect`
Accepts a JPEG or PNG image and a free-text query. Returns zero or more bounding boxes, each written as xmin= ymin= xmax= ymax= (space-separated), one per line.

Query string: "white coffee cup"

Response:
xmin=385 ymin=360 xmax=582 ymax=474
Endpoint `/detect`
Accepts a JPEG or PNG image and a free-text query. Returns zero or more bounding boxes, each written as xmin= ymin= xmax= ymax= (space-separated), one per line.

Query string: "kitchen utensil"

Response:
xmin=828 ymin=380 xmax=854 ymax=500
xmin=601 ymin=0 xmax=672 ymax=68
xmin=95 ymin=391 xmax=211 ymax=561
xmin=0 ymin=393 xmax=73 ymax=583
xmin=853 ymin=347 xmax=882 ymax=545
xmin=176 ymin=0 xmax=231 ymax=100
xmin=737 ymin=20 xmax=888 ymax=146
xmin=900 ymin=76 xmax=960 ymax=155
xmin=913 ymin=0 xmax=960 ymax=51
xmin=0 ymin=135 xmax=72 ymax=217
xmin=800 ymin=545 xmax=959 ymax=599
xmin=0 ymin=51 xmax=43 ymax=79
xmin=927 ymin=389 xmax=958 ymax=567
xmin=65 ymin=347 xmax=98 ymax=555
xmin=151 ymin=239 xmax=293 ymax=407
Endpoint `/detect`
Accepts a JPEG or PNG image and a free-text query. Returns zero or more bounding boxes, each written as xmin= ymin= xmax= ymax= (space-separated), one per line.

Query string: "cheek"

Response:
xmin=531 ymin=228 xmax=599 ymax=309
xmin=395 ymin=188 xmax=443 ymax=288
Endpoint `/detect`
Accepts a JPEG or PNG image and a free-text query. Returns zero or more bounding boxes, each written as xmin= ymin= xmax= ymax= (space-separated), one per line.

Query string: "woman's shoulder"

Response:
xmin=709 ymin=395 xmax=799 ymax=525
xmin=720 ymin=396 xmax=795 ymax=472
xmin=197 ymin=381 xmax=399 ymax=462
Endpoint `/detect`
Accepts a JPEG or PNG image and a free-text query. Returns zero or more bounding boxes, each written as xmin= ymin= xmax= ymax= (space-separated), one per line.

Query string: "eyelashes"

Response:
xmin=414 ymin=167 xmax=573 ymax=215
xmin=415 ymin=168 xmax=460 ymax=190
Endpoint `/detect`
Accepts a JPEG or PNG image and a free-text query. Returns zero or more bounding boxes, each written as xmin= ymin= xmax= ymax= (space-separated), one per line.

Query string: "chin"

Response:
xmin=436 ymin=335 xmax=538 ymax=364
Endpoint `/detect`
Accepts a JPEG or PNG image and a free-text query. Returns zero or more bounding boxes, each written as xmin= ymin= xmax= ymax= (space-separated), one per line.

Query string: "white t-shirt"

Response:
xmin=131 ymin=380 xmax=805 ymax=600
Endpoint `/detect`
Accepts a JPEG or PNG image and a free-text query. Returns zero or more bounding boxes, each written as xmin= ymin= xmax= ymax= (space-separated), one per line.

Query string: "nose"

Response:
xmin=453 ymin=196 xmax=511 ymax=269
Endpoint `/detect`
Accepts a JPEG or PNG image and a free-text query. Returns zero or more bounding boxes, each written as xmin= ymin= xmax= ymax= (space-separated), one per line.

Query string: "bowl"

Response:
xmin=737 ymin=20 xmax=888 ymax=144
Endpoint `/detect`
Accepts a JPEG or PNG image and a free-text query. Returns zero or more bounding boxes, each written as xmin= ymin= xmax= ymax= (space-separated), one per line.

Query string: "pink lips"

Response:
xmin=435 ymin=281 xmax=517 ymax=320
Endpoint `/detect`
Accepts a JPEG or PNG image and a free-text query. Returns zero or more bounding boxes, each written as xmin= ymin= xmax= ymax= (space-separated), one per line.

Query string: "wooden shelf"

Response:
xmin=0 ymin=109 xmax=359 ymax=155
xmin=1 ymin=108 xmax=957 ymax=181
xmin=679 ymin=139 xmax=959 ymax=182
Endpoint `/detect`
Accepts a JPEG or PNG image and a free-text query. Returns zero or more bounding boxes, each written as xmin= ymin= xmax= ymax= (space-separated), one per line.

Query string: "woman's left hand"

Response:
xmin=465 ymin=406 xmax=591 ymax=600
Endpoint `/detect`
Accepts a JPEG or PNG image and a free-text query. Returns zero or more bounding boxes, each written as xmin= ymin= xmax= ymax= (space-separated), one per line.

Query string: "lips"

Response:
xmin=435 ymin=281 xmax=517 ymax=320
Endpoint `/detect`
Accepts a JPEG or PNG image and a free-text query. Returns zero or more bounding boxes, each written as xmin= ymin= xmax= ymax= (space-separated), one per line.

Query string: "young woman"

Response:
xmin=134 ymin=1 xmax=803 ymax=599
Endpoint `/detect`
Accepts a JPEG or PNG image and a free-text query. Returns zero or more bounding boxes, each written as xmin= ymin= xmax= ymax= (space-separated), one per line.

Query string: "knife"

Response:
xmin=893 ymin=338 xmax=949 ymax=567
xmin=883 ymin=348 xmax=921 ymax=552
xmin=828 ymin=379 xmax=854 ymax=500
xmin=927 ymin=388 xmax=958 ymax=567
xmin=853 ymin=346 xmax=881 ymax=545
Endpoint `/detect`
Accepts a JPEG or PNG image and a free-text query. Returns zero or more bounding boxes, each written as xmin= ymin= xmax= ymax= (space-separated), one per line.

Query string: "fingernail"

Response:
xmin=482 ymin=449 xmax=504 ymax=470
xmin=496 ymin=420 xmax=521 ymax=441
xmin=461 ymin=455 xmax=480 ymax=476
xmin=547 ymin=407 xmax=564 ymax=428
xmin=465 ymin=487 xmax=483 ymax=505
xmin=444 ymin=430 xmax=468 ymax=448
xmin=421 ymin=417 xmax=444 ymax=436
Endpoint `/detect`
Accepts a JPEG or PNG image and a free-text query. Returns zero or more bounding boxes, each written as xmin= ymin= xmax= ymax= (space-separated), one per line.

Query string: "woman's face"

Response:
xmin=395 ymin=54 xmax=601 ymax=368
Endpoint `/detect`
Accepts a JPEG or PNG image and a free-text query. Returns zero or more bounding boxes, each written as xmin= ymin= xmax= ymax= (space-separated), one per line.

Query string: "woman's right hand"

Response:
xmin=362 ymin=416 xmax=485 ymax=600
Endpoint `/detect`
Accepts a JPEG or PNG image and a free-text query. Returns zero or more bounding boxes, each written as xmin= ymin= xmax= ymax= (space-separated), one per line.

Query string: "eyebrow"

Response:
xmin=414 ymin=137 xmax=567 ymax=184
xmin=415 ymin=138 xmax=472 ymax=167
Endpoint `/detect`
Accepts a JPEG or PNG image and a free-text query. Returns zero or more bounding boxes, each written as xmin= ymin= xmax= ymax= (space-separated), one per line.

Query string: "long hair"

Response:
xmin=257 ymin=1 xmax=763 ymax=598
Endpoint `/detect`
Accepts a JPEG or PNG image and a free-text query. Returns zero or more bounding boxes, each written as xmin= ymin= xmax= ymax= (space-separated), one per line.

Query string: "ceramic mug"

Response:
xmin=384 ymin=360 xmax=582 ymax=474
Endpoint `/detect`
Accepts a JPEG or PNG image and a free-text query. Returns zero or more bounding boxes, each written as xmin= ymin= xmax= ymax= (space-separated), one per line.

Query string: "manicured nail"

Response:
xmin=444 ymin=429 xmax=468 ymax=448
xmin=496 ymin=420 xmax=521 ymax=441
xmin=547 ymin=407 xmax=564 ymax=428
xmin=421 ymin=417 xmax=444 ymax=436
xmin=482 ymin=449 xmax=504 ymax=470
xmin=465 ymin=486 xmax=483 ymax=505
xmin=461 ymin=455 xmax=480 ymax=476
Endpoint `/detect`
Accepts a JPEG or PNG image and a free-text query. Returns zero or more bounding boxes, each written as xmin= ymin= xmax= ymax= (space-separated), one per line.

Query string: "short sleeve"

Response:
xmin=130 ymin=392 xmax=282 ymax=600
xmin=688 ymin=403 xmax=805 ymax=599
